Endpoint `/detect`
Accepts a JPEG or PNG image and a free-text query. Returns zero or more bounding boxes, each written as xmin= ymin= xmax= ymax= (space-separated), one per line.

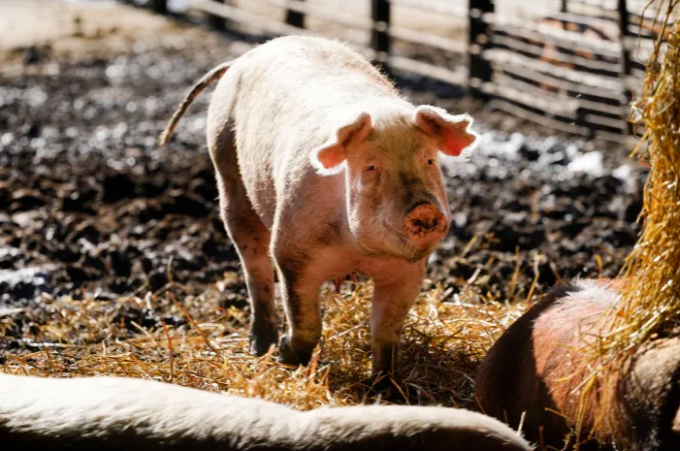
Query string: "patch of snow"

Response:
xmin=567 ymin=151 xmax=604 ymax=177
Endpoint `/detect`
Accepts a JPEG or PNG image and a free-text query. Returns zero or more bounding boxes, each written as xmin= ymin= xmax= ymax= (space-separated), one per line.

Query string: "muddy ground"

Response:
xmin=0 ymin=3 xmax=647 ymax=348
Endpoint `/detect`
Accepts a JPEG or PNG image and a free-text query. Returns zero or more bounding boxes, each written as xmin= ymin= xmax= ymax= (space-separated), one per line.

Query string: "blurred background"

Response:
xmin=0 ymin=0 xmax=662 ymax=310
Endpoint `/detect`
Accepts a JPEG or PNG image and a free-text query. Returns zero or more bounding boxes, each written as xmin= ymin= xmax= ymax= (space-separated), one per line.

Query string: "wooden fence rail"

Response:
xmin=122 ymin=0 xmax=672 ymax=144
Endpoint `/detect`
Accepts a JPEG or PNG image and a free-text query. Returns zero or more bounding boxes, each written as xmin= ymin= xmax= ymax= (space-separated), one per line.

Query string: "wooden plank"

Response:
xmin=489 ymin=99 xmax=632 ymax=142
xmin=579 ymin=98 xmax=627 ymax=117
xmin=390 ymin=26 xmax=467 ymax=53
xmin=484 ymin=48 xmax=623 ymax=91
xmin=622 ymin=34 xmax=658 ymax=58
xmin=565 ymin=2 xmax=619 ymax=21
xmin=390 ymin=0 xmax=466 ymax=16
xmin=487 ymin=99 xmax=590 ymax=135
xmin=563 ymin=0 xmax=617 ymax=12
xmin=190 ymin=0 xmax=315 ymax=35
xmin=481 ymin=83 xmax=579 ymax=118
xmin=388 ymin=56 xmax=467 ymax=85
xmin=632 ymin=13 xmax=677 ymax=26
xmin=492 ymin=72 xmax=626 ymax=116
xmin=255 ymin=0 xmax=373 ymax=30
xmin=491 ymin=62 xmax=625 ymax=102
xmin=490 ymin=19 xmax=622 ymax=58
xmin=593 ymin=129 xmax=639 ymax=145
xmin=490 ymin=33 xmax=620 ymax=74
xmin=492 ymin=63 xmax=623 ymax=101
xmin=543 ymin=11 xmax=619 ymax=31
xmin=562 ymin=0 xmax=673 ymax=25
xmin=624 ymin=74 xmax=645 ymax=92
xmin=585 ymin=113 xmax=627 ymax=130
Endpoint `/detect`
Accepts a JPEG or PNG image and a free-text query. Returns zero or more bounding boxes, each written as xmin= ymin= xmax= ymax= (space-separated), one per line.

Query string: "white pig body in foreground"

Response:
xmin=0 ymin=373 xmax=531 ymax=451
xmin=160 ymin=36 xmax=479 ymax=375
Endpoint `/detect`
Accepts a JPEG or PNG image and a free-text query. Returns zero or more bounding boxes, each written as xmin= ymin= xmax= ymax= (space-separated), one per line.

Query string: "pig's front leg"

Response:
xmin=275 ymin=254 xmax=324 ymax=366
xmin=371 ymin=264 xmax=426 ymax=378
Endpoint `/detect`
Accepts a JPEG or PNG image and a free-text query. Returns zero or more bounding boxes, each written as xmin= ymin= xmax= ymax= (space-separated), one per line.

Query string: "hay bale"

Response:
xmin=605 ymin=0 xmax=680 ymax=375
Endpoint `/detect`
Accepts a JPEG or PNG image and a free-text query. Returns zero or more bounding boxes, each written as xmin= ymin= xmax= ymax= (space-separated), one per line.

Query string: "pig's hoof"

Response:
xmin=277 ymin=336 xmax=314 ymax=366
xmin=249 ymin=323 xmax=279 ymax=356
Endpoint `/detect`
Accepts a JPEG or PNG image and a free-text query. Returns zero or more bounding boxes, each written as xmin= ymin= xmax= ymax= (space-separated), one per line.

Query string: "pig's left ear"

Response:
xmin=414 ymin=106 xmax=479 ymax=157
xmin=311 ymin=112 xmax=373 ymax=176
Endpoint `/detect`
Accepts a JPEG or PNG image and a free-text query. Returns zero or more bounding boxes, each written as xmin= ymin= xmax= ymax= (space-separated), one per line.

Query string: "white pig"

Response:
xmin=159 ymin=36 xmax=479 ymax=377
xmin=0 ymin=373 xmax=532 ymax=451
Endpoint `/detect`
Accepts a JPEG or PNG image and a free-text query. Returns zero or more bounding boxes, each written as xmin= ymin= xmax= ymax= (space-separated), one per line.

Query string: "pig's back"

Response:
xmin=234 ymin=36 xmax=397 ymax=110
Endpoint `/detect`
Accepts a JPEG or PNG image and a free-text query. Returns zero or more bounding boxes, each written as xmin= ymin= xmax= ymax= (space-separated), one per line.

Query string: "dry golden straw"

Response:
xmin=572 ymin=0 xmax=680 ymax=446
xmin=0 ymin=279 xmax=526 ymax=411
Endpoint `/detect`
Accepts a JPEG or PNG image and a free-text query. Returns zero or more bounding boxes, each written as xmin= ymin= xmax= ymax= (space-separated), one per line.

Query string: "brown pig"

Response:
xmin=0 ymin=373 xmax=532 ymax=451
xmin=475 ymin=278 xmax=680 ymax=451
xmin=159 ymin=36 xmax=479 ymax=376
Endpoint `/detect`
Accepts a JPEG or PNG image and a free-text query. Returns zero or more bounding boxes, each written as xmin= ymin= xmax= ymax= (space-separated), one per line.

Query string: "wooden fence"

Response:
xmin=123 ymin=0 xmax=673 ymax=144
xmin=479 ymin=0 xmax=670 ymax=143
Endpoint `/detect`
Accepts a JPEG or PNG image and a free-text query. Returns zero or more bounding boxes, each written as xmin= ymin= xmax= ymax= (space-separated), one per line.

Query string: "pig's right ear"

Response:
xmin=311 ymin=112 xmax=372 ymax=176
xmin=414 ymin=106 xmax=479 ymax=157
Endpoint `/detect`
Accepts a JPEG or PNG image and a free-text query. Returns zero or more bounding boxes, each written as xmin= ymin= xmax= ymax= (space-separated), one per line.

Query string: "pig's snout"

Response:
xmin=404 ymin=204 xmax=448 ymax=242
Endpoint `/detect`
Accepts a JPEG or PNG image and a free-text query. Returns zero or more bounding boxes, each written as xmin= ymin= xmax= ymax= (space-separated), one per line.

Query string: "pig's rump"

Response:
xmin=0 ymin=373 xmax=531 ymax=451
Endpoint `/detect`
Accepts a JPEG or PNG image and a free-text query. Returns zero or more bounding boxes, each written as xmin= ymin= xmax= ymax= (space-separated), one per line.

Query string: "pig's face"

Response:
xmin=312 ymin=106 xmax=478 ymax=262
xmin=344 ymin=120 xmax=451 ymax=261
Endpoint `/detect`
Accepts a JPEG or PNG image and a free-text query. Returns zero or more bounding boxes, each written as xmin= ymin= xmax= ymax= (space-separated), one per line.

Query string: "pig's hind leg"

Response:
xmin=209 ymin=126 xmax=278 ymax=356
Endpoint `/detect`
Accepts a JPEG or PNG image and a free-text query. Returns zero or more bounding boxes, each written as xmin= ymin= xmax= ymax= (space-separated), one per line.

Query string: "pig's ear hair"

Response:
xmin=414 ymin=106 xmax=479 ymax=157
xmin=311 ymin=112 xmax=373 ymax=176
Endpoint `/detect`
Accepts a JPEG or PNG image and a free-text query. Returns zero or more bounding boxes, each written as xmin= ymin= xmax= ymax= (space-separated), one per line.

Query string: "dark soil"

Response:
xmin=0 ymin=19 xmax=647 ymax=316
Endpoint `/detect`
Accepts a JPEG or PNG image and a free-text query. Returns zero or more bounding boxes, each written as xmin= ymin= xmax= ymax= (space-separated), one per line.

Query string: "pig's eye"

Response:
xmin=427 ymin=159 xmax=435 ymax=166
xmin=367 ymin=165 xmax=378 ymax=171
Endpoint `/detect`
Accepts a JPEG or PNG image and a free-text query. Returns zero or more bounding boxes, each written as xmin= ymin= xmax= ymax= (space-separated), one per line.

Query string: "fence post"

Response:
xmin=468 ymin=0 xmax=494 ymax=99
xmin=149 ymin=0 xmax=167 ymax=14
xmin=207 ymin=0 xmax=235 ymax=31
xmin=618 ymin=0 xmax=633 ymax=136
xmin=371 ymin=0 xmax=391 ymax=73
xmin=286 ymin=0 xmax=305 ymax=28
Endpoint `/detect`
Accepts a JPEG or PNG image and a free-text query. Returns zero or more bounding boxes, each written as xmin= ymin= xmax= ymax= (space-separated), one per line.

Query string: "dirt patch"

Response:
xmin=0 ymin=0 xmax=645 ymax=305
xmin=0 ymin=0 xmax=648 ymax=407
